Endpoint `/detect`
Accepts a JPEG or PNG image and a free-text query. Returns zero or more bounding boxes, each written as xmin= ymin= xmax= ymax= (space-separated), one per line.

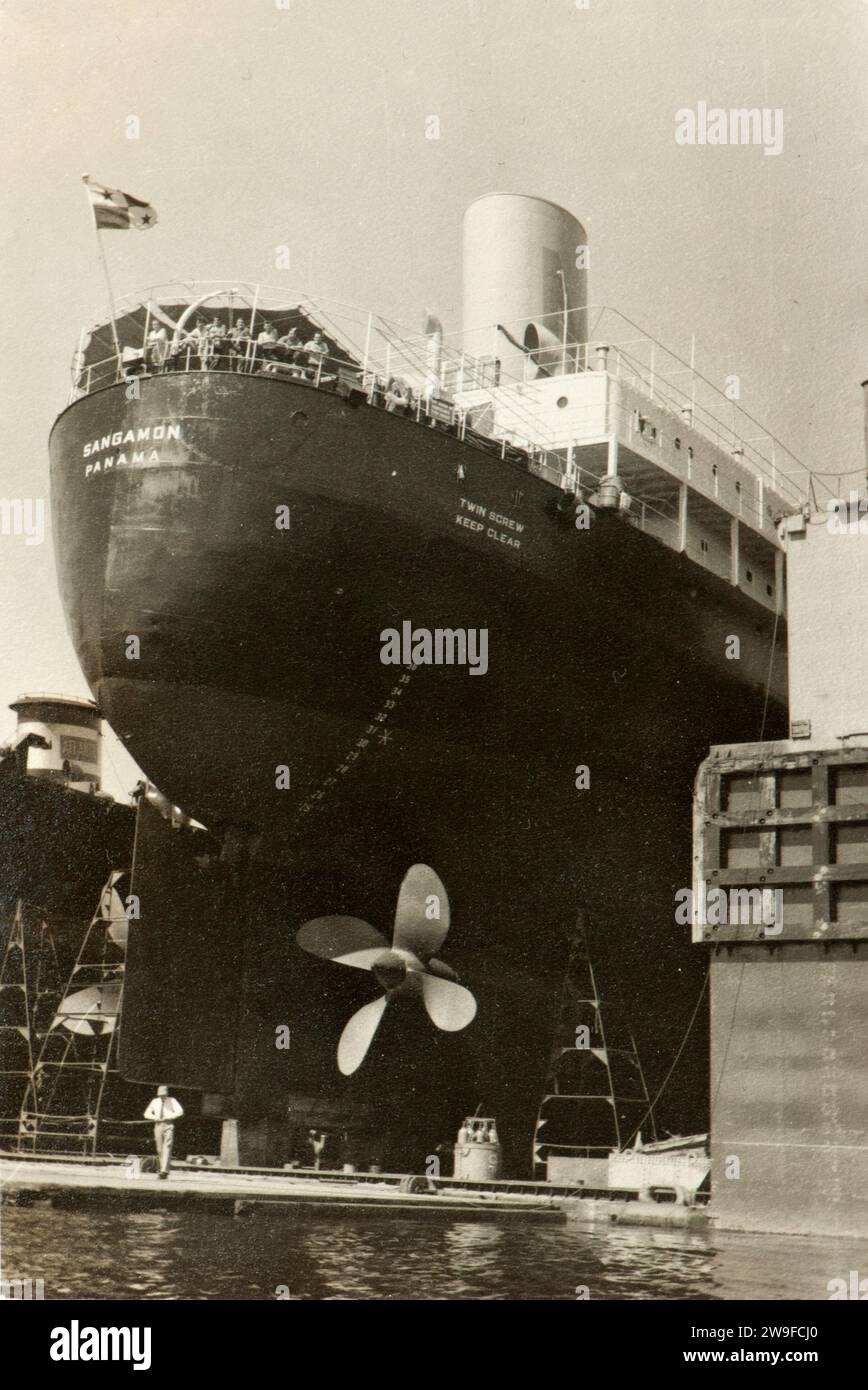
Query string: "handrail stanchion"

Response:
xmin=73 ymin=325 xmax=87 ymax=399
xmin=141 ymin=302 xmax=151 ymax=363
xmin=244 ymin=284 xmax=259 ymax=372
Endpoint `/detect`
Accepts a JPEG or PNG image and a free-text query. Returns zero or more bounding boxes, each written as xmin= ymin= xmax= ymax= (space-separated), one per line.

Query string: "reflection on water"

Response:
xmin=3 ymin=1205 xmax=867 ymax=1301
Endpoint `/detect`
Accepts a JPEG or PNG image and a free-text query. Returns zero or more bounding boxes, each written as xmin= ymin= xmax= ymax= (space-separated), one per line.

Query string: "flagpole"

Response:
xmin=82 ymin=173 xmax=122 ymax=377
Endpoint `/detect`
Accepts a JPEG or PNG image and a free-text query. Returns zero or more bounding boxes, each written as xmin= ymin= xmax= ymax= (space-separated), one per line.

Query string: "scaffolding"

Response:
xmin=0 ymin=903 xmax=62 ymax=1147
xmin=0 ymin=872 xmax=144 ymax=1156
xmin=532 ymin=910 xmax=656 ymax=1178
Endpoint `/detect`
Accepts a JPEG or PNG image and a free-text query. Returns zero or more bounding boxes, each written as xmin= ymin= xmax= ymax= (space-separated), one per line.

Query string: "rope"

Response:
xmin=758 ymin=597 xmax=782 ymax=745
xmin=624 ymin=964 xmax=710 ymax=1147
xmin=709 ymin=961 xmax=746 ymax=1121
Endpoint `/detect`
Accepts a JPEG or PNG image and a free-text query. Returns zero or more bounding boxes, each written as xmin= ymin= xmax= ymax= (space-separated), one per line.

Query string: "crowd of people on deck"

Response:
xmin=81 ymin=314 xmax=462 ymax=436
xmin=135 ymin=319 xmax=435 ymax=420
xmin=140 ymin=316 xmax=333 ymax=379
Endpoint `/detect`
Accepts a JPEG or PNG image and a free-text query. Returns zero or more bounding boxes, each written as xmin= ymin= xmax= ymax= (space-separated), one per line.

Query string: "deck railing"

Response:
xmin=67 ymin=282 xmax=837 ymax=519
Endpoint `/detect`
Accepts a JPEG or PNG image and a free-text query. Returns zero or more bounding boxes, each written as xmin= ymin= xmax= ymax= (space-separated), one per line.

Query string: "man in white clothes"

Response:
xmin=143 ymin=1085 xmax=184 ymax=1179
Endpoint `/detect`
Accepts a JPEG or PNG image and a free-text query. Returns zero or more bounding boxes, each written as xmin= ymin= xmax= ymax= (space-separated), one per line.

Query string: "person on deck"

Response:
xmin=145 ymin=324 xmax=168 ymax=371
xmin=179 ymin=322 xmax=205 ymax=369
xmin=303 ymin=330 xmax=329 ymax=380
xmin=206 ymin=316 xmax=230 ymax=371
xmin=202 ymin=316 xmax=220 ymax=368
xmin=385 ymin=376 xmax=412 ymax=415
xmin=277 ymin=326 xmax=302 ymax=369
xmin=229 ymin=318 xmax=250 ymax=371
xmin=143 ymin=1085 xmax=184 ymax=1179
xmin=256 ymin=323 xmax=279 ymax=372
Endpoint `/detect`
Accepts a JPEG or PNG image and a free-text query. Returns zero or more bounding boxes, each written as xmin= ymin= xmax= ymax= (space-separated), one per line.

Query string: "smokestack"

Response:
xmin=462 ymin=194 xmax=588 ymax=378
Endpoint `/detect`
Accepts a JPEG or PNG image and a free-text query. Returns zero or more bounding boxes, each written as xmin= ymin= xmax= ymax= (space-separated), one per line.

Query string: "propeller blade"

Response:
xmin=53 ymin=982 xmax=121 ymax=1036
xmin=297 ymin=916 xmax=388 ymax=962
xmin=108 ymin=919 xmax=129 ymax=950
xmin=98 ymin=877 xmax=129 ymax=948
xmin=426 ymin=957 xmax=459 ymax=982
xmin=332 ymin=949 xmax=389 ymax=972
xmin=108 ymin=896 xmax=129 ymax=950
xmin=106 ymin=886 xmax=126 ymax=920
xmin=337 ymin=995 xmax=388 ymax=1075
xmin=393 ymin=864 xmax=450 ymax=958
xmin=56 ymin=1018 xmax=97 ymax=1037
xmin=420 ymin=973 xmax=477 ymax=1032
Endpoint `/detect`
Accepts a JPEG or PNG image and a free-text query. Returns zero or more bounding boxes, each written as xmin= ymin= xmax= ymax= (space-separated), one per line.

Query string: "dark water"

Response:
xmin=3 ymin=1205 xmax=867 ymax=1301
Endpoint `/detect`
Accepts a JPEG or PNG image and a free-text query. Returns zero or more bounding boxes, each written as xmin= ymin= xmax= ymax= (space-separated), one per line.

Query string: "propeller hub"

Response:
xmin=371 ymin=950 xmax=408 ymax=992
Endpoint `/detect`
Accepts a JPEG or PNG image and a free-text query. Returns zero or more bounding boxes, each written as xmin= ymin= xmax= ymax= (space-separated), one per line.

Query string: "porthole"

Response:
xmin=556 ymin=396 xmax=568 ymax=409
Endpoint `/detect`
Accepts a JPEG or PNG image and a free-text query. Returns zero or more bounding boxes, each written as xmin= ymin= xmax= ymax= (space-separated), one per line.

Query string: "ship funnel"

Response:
xmin=462 ymin=193 xmax=588 ymax=379
xmin=8 ymin=694 xmax=102 ymax=791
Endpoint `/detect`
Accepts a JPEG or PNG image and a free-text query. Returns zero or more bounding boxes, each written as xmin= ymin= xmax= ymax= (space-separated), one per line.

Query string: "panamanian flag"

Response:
xmin=84 ymin=175 xmax=157 ymax=230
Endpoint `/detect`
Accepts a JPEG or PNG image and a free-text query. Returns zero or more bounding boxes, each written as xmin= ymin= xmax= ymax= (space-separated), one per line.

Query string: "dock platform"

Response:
xmin=1 ymin=1152 xmax=710 ymax=1228
xmin=0 ymin=1153 xmax=567 ymax=1222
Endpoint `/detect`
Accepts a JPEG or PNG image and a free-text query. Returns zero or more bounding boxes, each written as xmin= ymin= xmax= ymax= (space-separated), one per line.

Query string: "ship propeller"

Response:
xmin=52 ymin=981 xmax=121 ymax=1036
xmin=296 ymin=864 xmax=477 ymax=1074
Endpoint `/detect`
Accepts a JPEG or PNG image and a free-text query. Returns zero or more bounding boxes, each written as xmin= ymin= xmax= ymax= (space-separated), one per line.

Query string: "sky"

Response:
xmin=0 ymin=0 xmax=865 ymax=798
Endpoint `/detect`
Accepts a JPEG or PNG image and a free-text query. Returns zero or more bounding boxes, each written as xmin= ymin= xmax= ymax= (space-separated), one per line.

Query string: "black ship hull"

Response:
xmin=49 ymin=371 xmax=787 ymax=1171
